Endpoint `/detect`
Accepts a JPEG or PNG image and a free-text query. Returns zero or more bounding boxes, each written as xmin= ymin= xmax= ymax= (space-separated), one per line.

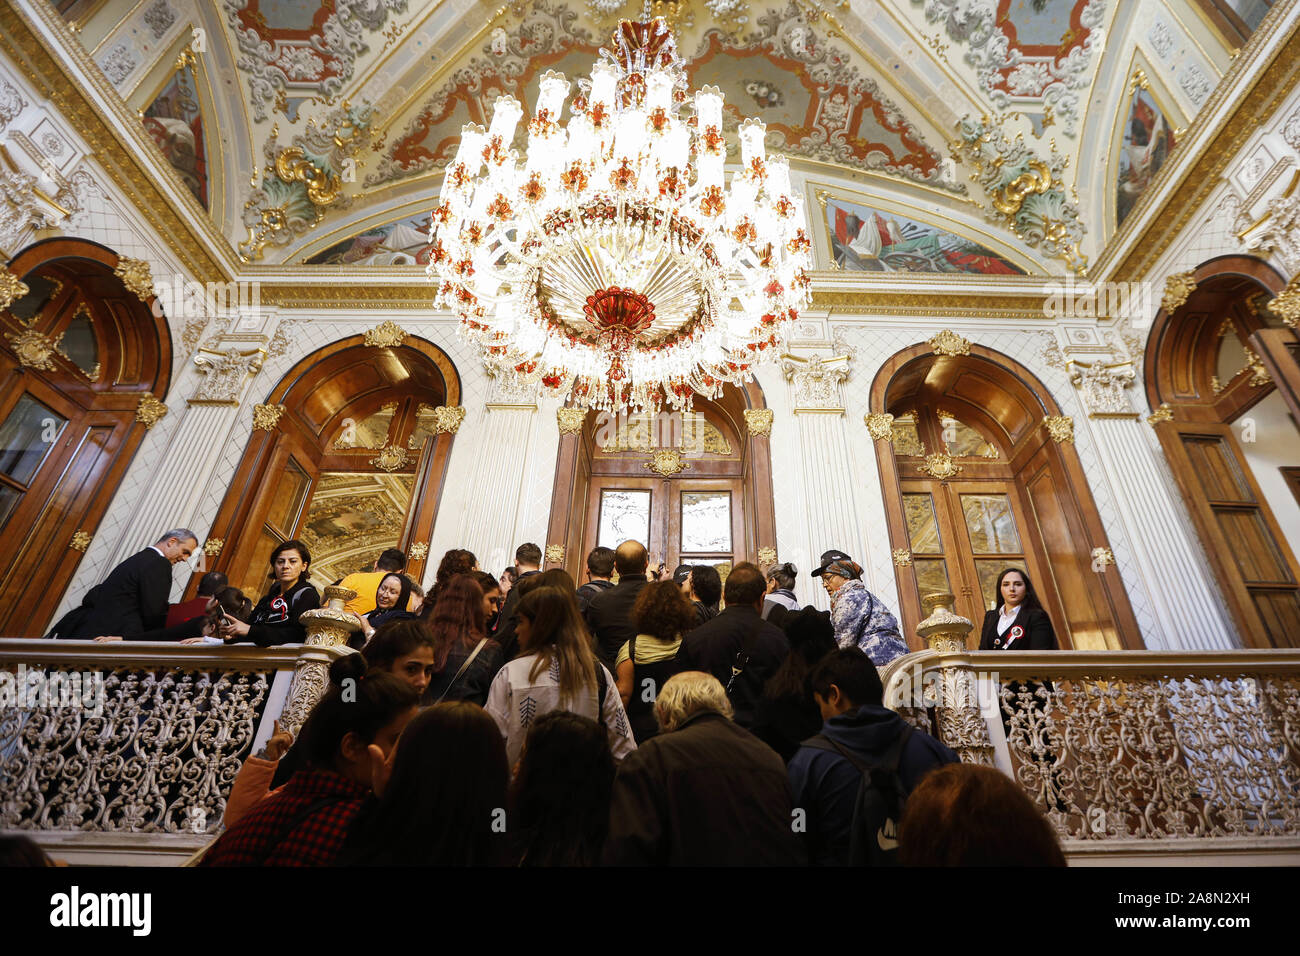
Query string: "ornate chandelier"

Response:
xmin=427 ymin=17 xmax=813 ymax=413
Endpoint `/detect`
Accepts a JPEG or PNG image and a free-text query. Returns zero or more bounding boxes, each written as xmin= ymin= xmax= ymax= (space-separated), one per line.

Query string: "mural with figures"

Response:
xmin=1116 ymin=85 xmax=1175 ymax=227
xmin=143 ymin=63 xmax=208 ymax=208
xmin=305 ymin=214 xmax=433 ymax=265
xmin=825 ymin=198 xmax=1025 ymax=274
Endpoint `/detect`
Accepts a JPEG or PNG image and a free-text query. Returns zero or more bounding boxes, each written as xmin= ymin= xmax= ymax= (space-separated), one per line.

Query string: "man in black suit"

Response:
xmin=492 ymin=541 xmax=542 ymax=662
xmin=679 ymin=562 xmax=789 ymax=729
xmin=49 ymin=528 xmax=198 ymax=639
xmin=584 ymin=539 xmax=650 ymax=669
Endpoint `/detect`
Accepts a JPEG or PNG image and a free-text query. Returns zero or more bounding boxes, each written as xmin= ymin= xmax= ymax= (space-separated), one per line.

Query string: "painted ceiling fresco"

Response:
xmin=143 ymin=60 xmax=209 ymax=208
xmin=1116 ymin=84 xmax=1176 ymax=227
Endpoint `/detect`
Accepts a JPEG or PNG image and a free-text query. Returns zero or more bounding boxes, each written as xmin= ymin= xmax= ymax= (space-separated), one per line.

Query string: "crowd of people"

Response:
xmin=35 ymin=529 xmax=1063 ymax=866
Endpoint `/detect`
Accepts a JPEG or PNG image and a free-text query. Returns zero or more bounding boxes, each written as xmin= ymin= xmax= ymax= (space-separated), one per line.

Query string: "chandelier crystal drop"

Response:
xmin=427 ymin=17 xmax=813 ymax=413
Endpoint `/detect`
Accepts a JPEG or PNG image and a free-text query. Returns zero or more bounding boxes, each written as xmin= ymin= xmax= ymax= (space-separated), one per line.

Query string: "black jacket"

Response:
xmin=245 ymin=578 xmax=320 ymax=646
xmin=584 ymin=575 xmax=648 ymax=668
xmin=679 ymin=605 xmax=789 ymax=728
xmin=603 ymin=711 xmax=807 ymax=866
xmin=54 ymin=548 xmax=172 ymax=639
xmin=422 ymin=638 xmax=505 ymax=707
xmin=978 ymin=606 xmax=1057 ymax=650
xmin=575 ymin=578 xmax=614 ymax=614
xmin=493 ymin=569 xmax=540 ymax=662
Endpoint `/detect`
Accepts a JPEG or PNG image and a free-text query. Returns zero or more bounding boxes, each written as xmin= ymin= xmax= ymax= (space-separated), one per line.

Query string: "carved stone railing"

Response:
xmin=0 ymin=637 xmax=351 ymax=865
xmin=882 ymin=645 xmax=1300 ymax=864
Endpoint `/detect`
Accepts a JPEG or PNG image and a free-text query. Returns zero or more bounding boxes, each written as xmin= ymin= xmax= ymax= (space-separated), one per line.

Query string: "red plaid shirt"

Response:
xmin=202 ymin=768 xmax=367 ymax=867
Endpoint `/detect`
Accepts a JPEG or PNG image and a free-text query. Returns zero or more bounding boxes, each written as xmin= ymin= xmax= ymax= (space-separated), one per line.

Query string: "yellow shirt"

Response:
xmin=339 ymin=571 xmax=387 ymax=616
xmin=615 ymin=633 xmax=682 ymax=668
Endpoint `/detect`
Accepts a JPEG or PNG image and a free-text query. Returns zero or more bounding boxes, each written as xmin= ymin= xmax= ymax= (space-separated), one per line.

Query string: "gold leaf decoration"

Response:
xmin=0 ymin=266 xmax=29 ymax=311
xmin=5 ymin=327 xmax=58 ymax=370
xmin=743 ymin=408 xmax=774 ymax=437
xmin=364 ymin=320 xmax=408 ymax=348
xmin=70 ymin=530 xmax=92 ymax=552
xmin=1091 ymin=547 xmax=1115 ymax=568
xmin=928 ymin=330 xmax=971 ymax=356
xmin=864 ymin=412 xmax=895 ymax=441
xmin=135 ymin=392 xmax=168 ymax=428
xmin=757 ymin=547 xmax=778 ymax=567
xmin=545 ymin=544 xmax=565 ymax=564
xmin=433 ymin=405 xmax=466 ymax=434
xmin=1147 ymin=403 xmax=1174 ymax=424
xmin=1044 ymin=415 xmax=1074 ymax=443
xmin=557 ymin=407 xmax=587 ymax=435
xmin=918 ymin=453 xmax=963 ymax=480
xmin=893 ymin=548 xmax=913 ymax=567
xmin=1161 ymin=271 xmax=1197 ymax=313
xmin=113 ymin=256 xmax=155 ymax=302
xmin=252 ymin=403 xmax=286 ymax=430
xmin=1269 ymin=274 xmax=1300 ymax=328
xmin=370 ymin=443 xmax=409 ymax=472
xmin=203 ymin=538 xmax=224 ymax=556
xmin=645 ymin=448 xmax=689 ymax=477
xmin=408 ymin=542 xmax=429 ymax=561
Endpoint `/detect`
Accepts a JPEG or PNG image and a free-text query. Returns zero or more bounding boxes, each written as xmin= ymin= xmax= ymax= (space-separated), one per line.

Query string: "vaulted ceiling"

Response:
xmin=56 ymin=0 xmax=1266 ymax=274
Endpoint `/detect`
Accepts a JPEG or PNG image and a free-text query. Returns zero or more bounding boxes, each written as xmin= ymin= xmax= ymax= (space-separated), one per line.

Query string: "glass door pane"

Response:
xmin=974 ymin=559 xmax=1028 ymax=612
xmin=680 ymin=490 xmax=731 ymax=554
xmin=598 ymin=489 xmax=651 ymax=549
xmin=960 ymin=493 xmax=1022 ymax=553
xmin=0 ymin=395 xmax=67 ymax=530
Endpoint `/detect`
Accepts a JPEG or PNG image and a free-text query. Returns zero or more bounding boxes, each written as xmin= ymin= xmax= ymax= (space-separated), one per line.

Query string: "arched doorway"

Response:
xmin=546 ymin=382 xmax=776 ymax=580
xmin=1145 ymin=254 xmax=1300 ymax=647
xmin=206 ymin=336 xmax=460 ymax=598
xmin=871 ymin=345 xmax=1141 ymax=649
xmin=0 ymin=239 xmax=172 ymax=637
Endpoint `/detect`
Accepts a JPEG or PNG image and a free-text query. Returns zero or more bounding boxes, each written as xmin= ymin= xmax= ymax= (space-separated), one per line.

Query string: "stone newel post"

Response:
xmin=917 ymin=592 xmax=994 ymax=765
xmin=277 ymin=586 xmax=363 ymax=737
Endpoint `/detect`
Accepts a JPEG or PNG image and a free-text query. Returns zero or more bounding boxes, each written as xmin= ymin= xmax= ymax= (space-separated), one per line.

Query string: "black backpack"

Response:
xmin=801 ymin=724 xmax=913 ymax=866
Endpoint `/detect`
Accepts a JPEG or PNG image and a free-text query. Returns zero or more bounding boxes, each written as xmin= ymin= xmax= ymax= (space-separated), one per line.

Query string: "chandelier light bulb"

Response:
xmin=427 ymin=17 xmax=813 ymax=414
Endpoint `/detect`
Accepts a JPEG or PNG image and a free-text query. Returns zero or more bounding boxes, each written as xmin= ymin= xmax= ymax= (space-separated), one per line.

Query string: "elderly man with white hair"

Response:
xmin=603 ymin=671 xmax=807 ymax=866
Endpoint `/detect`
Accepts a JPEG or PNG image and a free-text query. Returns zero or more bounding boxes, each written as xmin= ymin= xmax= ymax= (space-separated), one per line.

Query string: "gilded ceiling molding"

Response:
xmin=252 ymin=403 xmax=286 ymax=431
xmin=363 ymin=320 xmax=408 ymax=347
xmin=810 ymin=289 xmax=1049 ymax=317
xmin=433 ymin=406 xmax=466 ymax=434
xmin=949 ymin=115 xmax=1087 ymax=275
xmin=1101 ymin=13 xmax=1300 ymax=284
xmin=113 ymin=257 xmax=155 ymax=302
xmin=135 ymin=392 xmax=167 ymax=428
xmin=864 ymin=412 xmax=895 ymax=441
xmin=1044 ymin=416 xmax=1074 ymax=443
xmin=0 ymin=2 xmax=231 ymax=283
xmin=557 ymin=407 xmax=587 ymax=435
xmin=0 ymin=266 xmax=28 ymax=310
xmin=743 ymin=408 xmax=774 ymax=437
xmin=928 ymin=330 xmax=971 ymax=356
xmin=918 ymin=453 xmax=962 ymax=480
xmin=5 ymin=327 xmax=58 ymax=370
xmin=645 ymin=448 xmax=690 ymax=477
xmin=1161 ymin=271 xmax=1197 ymax=313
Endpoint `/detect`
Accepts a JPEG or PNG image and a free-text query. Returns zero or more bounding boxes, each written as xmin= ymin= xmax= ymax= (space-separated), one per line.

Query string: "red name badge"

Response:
xmin=1002 ymin=624 xmax=1025 ymax=648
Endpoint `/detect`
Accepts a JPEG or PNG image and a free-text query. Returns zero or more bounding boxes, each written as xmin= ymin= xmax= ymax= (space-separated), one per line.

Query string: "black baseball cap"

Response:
xmin=811 ymin=550 xmax=852 ymax=576
xmin=672 ymin=564 xmax=693 ymax=585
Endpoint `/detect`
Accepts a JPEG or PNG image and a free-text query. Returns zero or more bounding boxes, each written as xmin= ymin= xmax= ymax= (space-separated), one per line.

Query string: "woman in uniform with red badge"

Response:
xmin=978 ymin=568 xmax=1056 ymax=651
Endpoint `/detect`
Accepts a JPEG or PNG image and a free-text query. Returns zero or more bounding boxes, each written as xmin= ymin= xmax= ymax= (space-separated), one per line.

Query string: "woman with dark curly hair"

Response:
xmin=509 ymin=711 xmax=616 ymax=866
xmin=616 ymin=579 xmax=696 ymax=743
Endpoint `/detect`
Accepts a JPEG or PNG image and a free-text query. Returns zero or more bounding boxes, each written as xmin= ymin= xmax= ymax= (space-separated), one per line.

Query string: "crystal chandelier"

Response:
xmin=427 ymin=17 xmax=813 ymax=413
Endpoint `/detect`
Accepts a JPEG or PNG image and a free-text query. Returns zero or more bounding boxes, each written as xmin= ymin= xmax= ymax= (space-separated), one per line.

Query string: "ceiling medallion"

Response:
xmin=928 ymin=329 xmax=971 ymax=356
xmin=364 ymin=320 xmax=408 ymax=347
xmin=370 ymin=443 xmax=409 ymax=472
xmin=918 ymin=452 xmax=963 ymax=481
xmin=427 ymin=17 xmax=812 ymax=415
xmin=645 ymin=447 xmax=690 ymax=477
